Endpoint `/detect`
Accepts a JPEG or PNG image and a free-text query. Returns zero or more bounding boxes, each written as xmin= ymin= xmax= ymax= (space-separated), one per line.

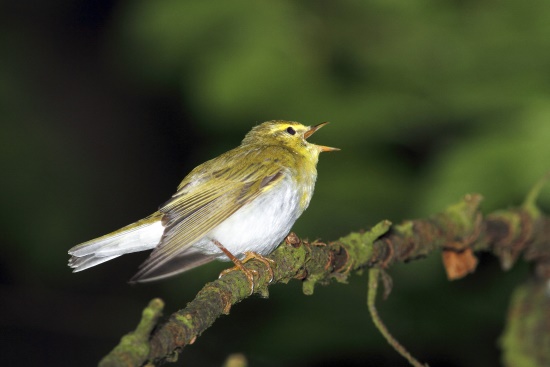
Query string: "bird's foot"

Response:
xmin=241 ymin=252 xmax=276 ymax=283
xmin=219 ymin=263 xmax=257 ymax=295
xmin=219 ymin=252 xmax=276 ymax=295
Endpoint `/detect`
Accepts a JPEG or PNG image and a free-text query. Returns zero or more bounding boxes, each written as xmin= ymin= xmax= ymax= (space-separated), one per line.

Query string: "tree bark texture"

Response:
xmin=98 ymin=190 xmax=550 ymax=367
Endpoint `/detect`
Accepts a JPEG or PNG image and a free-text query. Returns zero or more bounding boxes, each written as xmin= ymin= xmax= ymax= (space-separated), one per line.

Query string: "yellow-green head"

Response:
xmin=241 ymin=120 xmax=339 ymax=160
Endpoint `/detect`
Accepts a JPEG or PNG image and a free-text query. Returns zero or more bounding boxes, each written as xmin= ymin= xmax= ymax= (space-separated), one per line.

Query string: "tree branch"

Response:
xmin=99 ymin=190 xmax=550 ymax=367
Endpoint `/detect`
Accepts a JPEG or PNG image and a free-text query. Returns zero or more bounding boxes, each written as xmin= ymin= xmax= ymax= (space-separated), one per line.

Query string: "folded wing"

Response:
xmin=130 ymin=146 xmax=287 ymax=282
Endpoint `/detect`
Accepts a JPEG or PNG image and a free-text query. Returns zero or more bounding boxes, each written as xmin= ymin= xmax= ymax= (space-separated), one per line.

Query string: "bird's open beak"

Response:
xmin=304 ymin=122 xmax=340 ymax=152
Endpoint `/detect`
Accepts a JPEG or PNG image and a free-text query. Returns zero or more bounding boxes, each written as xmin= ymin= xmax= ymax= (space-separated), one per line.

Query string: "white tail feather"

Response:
xmin=69 ymin=220 xmax=164 ymax=272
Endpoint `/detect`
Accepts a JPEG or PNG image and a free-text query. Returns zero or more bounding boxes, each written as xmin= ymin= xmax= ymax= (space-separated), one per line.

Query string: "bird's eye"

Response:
xmin=286 ymin=127 xmax=296 ymax=135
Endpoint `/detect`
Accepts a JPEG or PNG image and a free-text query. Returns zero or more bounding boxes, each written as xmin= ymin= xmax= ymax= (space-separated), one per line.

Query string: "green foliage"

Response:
xmin=114 ymin=0 xmax=550 ymax=226
xmin=501 ymin=281 xmax=550 ymax=367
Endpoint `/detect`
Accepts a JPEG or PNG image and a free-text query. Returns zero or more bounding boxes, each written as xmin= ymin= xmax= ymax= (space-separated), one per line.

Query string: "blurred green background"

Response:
xmin=2 ymin=0 xmax=550 ymax=366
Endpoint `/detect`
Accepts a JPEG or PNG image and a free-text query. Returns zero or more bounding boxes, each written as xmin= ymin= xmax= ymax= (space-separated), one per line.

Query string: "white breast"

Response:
xmin=193 ymin=176 xmax=303 ymax=259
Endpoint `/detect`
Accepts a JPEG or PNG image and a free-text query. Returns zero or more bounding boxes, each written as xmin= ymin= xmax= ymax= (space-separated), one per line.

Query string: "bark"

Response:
xmin=98 ymin=188 xmax=550 ymax=367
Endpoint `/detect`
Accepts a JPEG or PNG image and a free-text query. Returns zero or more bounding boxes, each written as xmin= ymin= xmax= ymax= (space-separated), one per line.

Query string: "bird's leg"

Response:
xmin=212 ymin=239 xmax=256 ymax=294
xmin=213 ymin=240 xmax=276 ymax=294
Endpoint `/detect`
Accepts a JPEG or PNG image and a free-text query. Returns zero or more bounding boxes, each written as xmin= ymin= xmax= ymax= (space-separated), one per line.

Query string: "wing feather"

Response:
xmin=131 ymin=146 xmax=289 ymax=281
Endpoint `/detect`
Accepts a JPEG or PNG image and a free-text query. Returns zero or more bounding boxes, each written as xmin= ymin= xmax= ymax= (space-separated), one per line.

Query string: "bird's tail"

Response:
xmin=68 ymin=213 xmax=164 ymax=272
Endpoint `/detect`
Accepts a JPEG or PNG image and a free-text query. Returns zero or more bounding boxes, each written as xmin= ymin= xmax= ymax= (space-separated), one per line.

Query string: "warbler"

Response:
xmin=68 ymin=120 xmax=338 ymax=287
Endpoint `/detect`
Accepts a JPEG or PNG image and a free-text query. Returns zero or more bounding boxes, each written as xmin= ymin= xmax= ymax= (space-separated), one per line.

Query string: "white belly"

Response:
xmin=192 ymin=176 xmax=302 ymax=259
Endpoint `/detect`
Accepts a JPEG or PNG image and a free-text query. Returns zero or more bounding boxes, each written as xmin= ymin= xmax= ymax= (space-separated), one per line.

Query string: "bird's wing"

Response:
xmin=130 ymin=147 xmax=287 ymax=281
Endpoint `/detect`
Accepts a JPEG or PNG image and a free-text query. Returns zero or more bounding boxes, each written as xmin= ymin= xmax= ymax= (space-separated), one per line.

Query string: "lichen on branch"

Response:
xmin=99 ymin=188 xmax=550 ymax=367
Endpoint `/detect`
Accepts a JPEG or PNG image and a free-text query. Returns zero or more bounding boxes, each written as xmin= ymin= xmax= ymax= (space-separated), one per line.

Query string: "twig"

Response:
xmin=367 ymin=268 xmax=428 ymax=367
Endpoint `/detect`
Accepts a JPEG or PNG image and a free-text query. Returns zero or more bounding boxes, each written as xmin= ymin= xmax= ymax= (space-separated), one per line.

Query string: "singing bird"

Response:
xmin=68 ymin=120 xmax=338 ymax=288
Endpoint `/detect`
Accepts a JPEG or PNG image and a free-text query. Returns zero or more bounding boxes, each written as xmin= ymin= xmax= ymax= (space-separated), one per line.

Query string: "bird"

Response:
xmin=68 ymin=120 xmax=338 ymax=290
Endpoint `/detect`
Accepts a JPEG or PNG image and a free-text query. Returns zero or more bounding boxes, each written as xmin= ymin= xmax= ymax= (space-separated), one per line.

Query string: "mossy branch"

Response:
xmin=99 ymin=189 xmax=550 ymax=367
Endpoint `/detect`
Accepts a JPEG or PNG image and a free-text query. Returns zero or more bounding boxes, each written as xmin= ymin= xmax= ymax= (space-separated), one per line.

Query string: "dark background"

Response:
xmin=2 ymin=0 xmax=549 ymax=366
